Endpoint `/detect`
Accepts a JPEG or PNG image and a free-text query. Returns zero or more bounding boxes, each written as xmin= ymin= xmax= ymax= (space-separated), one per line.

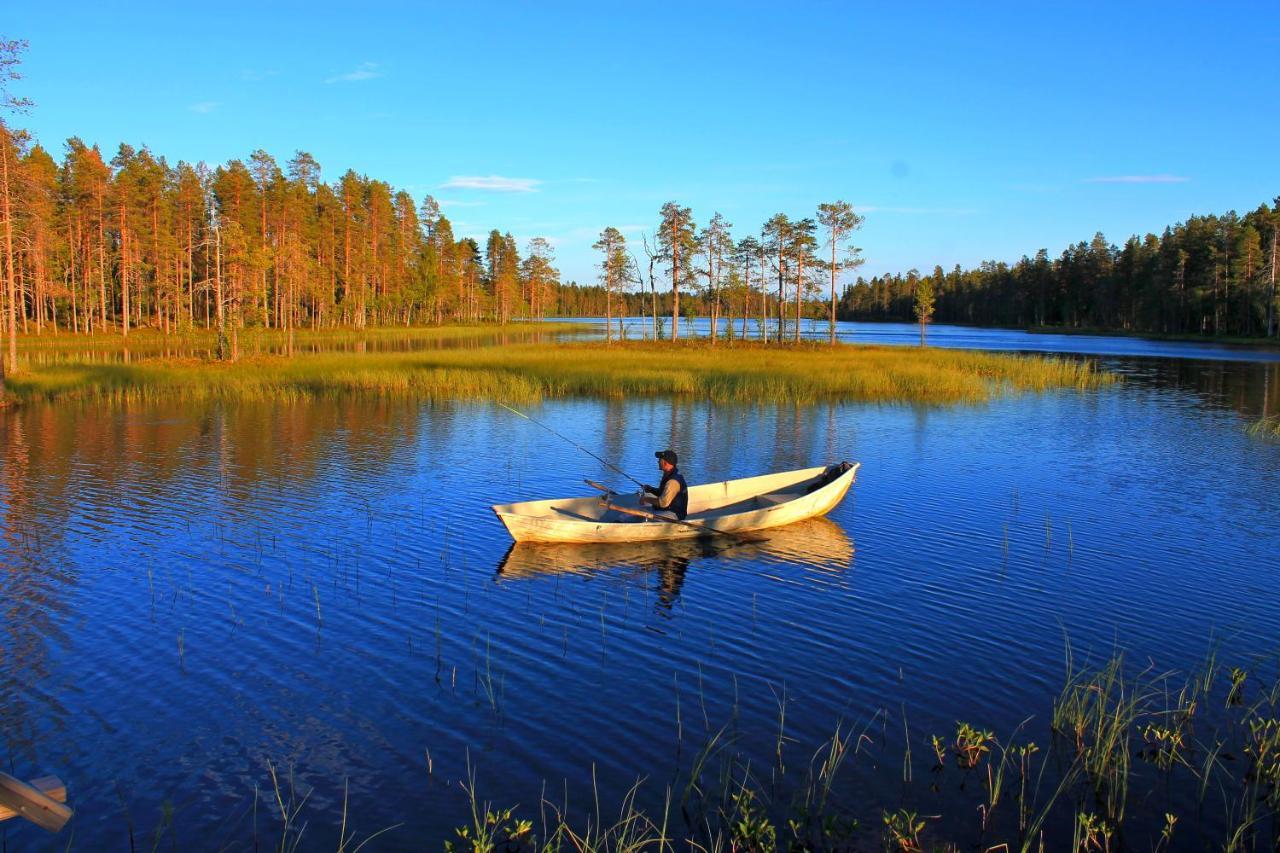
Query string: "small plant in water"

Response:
xmin=930 ymin=734 xmax=947 ymax=769
xmin=1073 ymin=811 xmax=1114 ymax=852
xmin=882 ymin=808 xmax=925 ymax=852
xmin=1140 ymin=722 xmax=1188 ymax=771
xmin=1155 ymin=813 xmax=1178 ymax=853
xmin=444 ymin=806 xmax=532 ymax=852
xmin=953 ymin=721 xmax=993 ymax=769
xmin=727 ymin=786 xmax=776 ymax=852
xmin=1244 ymin=717 xmax=1280 ymax=789
xmin=1227 ymin=666 xmax=1247 ymax=706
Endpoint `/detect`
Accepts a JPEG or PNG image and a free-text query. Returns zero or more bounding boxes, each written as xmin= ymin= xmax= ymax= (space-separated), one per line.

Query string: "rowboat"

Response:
xmin=492 ymin=461 xmax=859 ymax=544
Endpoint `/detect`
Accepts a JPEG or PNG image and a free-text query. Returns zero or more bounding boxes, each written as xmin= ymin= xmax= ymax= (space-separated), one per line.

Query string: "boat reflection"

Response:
xmin=495 ymin=516 xmax=854 ymax=609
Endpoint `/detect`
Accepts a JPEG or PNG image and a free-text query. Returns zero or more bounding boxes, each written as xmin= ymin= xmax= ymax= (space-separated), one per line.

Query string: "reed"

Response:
xmin=11 ymin=323 xmax=586 ymax=352
xmin=188 ymin=646 xmax=1280 ymax=851
xmin=1247 ymin=416 xmax=1280 ymax=438
xmin=4 ymin=339 xmax=1116 ymax=407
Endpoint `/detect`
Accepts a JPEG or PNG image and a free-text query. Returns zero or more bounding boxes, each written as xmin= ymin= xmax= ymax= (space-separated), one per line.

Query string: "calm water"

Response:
xmin=2 ymin=326 xmax=1280 ymax=849
xmin=573 ymin=316 xmax=1280 ymax=362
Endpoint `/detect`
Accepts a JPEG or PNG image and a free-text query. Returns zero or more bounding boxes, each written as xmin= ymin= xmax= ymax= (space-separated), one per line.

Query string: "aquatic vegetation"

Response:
xmin=4 ymin=339 xmax=1116 ymax=406
xmin=1247 ymin=416 xmax=1280 ymax=438
xmin=882 ymin=808 xmax=925 ymax=851
xmin=1051 ymin=650 xmax=1145 ymax=822
xmin=111 ymin=646 xmax=1280 ymax=851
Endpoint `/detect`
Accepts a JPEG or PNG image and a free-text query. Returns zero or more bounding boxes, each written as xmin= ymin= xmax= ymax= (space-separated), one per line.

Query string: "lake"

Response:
xmin=2 ymin=322 xmax=1279 ymax=849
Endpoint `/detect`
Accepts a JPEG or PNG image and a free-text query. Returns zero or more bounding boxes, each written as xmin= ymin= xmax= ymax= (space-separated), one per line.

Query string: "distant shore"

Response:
xmin=1021 ymin=324 xmax=1280 ymax=348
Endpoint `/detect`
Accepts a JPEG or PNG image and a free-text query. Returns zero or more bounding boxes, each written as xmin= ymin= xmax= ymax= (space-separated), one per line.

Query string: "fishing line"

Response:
xmin=495 ymin=402 xmax=648 ymax=490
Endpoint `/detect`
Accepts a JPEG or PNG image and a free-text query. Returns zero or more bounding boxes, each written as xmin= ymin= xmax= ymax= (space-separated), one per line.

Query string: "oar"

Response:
xmin=585 ymin=480 xmax=768 ymax=544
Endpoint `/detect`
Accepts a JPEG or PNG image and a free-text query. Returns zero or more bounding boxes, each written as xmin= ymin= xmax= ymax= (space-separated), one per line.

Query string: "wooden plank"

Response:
xmin=0 ymin=773 xmax=71 ymax=832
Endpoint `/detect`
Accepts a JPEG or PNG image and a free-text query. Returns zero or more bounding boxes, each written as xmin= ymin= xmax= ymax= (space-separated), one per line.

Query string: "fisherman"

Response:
xmin=639 ymin=449 xmax=689 ymax=521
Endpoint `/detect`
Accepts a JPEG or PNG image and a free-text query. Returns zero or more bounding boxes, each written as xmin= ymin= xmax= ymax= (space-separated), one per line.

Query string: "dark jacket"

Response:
xmin=648 ymin=467 xmax=689 ymax=520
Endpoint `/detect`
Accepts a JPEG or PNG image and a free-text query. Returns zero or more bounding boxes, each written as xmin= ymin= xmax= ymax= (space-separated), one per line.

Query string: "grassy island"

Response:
xmin=2 ymin=326 xmax=1115 ymax=406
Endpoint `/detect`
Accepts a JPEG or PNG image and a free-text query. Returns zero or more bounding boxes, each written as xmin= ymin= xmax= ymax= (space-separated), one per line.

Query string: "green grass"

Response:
xmin=3 ymin=338 xmax=1116 ymax=406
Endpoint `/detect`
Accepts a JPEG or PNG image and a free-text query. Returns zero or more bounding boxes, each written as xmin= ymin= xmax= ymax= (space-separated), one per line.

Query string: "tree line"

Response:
xmin=840 ymin=201 xmax=1280 ymax=339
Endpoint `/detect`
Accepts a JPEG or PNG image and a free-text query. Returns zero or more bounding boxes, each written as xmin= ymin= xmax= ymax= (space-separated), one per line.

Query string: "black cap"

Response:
xmin=655 ymin=449 xmax=678 ymax=465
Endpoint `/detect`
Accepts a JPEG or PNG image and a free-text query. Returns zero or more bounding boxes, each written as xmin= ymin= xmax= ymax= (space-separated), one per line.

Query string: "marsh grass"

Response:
xmin=12 ymin=323 xmax=586 ymax=353
xmin=6 ymin=339 xmax=1116 ymax=407
xmin=1247 ymin=416 xmax=1280 ymax=438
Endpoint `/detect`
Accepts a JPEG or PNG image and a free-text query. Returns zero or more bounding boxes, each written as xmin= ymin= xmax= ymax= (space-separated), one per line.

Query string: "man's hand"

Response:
xmin=643 ymin=483 xmax=656 ymax=493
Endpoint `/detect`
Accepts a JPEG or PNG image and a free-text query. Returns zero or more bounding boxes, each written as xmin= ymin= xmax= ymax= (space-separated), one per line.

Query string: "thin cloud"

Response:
xmin=1084 ymin=174 xmax=1189 ymax=184
xmin=326 ymin=62 xmax=382 ymax=84
xmin=442 ymin=175 xmax=541 ymax=193
xmin=188 ymin=101 xmax=219 ymax=114
xmin=437 ymin=198 xmax=487 ymax=208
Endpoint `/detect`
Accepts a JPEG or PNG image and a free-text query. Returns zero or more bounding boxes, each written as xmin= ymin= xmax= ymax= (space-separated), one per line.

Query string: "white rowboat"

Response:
xmin=492 ymin=461 xmax=859 ymax=544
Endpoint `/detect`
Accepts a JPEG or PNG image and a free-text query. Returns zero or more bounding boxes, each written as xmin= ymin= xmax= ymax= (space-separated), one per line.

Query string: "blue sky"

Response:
xmin=9 ymin=1 xmax=1279 ymax=285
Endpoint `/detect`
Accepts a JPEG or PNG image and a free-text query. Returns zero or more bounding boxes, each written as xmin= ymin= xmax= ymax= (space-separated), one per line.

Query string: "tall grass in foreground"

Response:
xmin=4 ymin=340 xmax=1116 ymax=407
xmin=163 ymin=646 xmax=1280 ymax=851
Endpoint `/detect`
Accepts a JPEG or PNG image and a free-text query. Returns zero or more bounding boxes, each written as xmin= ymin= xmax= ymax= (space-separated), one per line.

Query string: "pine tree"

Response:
xmin=593 ymin=226 xmax=628 ymax=343
xmin=656 ymin=202 xmax=696 ymax=340
xmin=816 ymin=201 xmax=864 ymax=344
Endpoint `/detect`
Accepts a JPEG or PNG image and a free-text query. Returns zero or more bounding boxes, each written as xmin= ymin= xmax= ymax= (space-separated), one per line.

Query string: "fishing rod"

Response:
xmin=495 ymin=402 xmax=649 ymax=491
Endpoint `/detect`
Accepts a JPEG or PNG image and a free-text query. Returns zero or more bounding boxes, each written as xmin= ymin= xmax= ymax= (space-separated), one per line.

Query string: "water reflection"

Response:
xmin=496 ymin=517 xmax=855 ymax=610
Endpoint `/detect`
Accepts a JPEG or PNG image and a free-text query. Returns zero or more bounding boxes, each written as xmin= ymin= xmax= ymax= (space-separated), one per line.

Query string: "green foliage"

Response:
xmin=841 ymin=199 xmax=1280 ymax=340
xmin=953 ymin=721 xmax=993 ymax=769
xmin=444 ymin=805 xmax=532 ymax=853
xmin=913 ymin=277 xmax=935 ymax=327
xmin=727 ymin=786 xmax=776 ymax=852
xmin=882 ymin=808 xmax=925 ymax=852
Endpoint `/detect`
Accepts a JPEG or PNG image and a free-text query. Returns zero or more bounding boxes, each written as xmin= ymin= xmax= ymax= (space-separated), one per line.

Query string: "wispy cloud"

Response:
xmin=188 ymin=101 xmax=219 ymax=114
xmin=441 ymin=175 xmax=541 ymax=193
xmin=325 ymin=62 xmax=382 ymax=84
xmin=437 ymin=198 xmax=487 ymax=208
xmin=854 ymin=205 xmax=978 ymax=215
xmin=1083 ymin=174 xmax=1189 ymax=184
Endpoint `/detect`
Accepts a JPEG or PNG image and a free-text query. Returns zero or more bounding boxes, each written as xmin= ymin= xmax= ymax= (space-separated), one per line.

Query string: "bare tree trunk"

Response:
xmin=0 ymin=130 xmax=16 ymax=383
xmin=214 ymin=220 xmax=226 ymax=360
xmin=759 ymin=244 xmax=769 ymax=344
xmin=794 ymin=254 xmax=804 ymax=344
xmin=671 ymin=221 xmax=680 ymax=341
xmin=829 ymin=237 xmax=838 ymax=345
xmin=776 ymin=250 xmax=785 ymax=343
xmin=1268 ymin=226 xmax=1278 ymax=338
xmin=119 ymin=202 xmax=130 ymax=337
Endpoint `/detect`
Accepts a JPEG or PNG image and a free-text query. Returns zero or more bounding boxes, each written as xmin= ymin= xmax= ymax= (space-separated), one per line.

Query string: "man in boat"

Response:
xmin=639 ymin=449 xmax=689 ymax=521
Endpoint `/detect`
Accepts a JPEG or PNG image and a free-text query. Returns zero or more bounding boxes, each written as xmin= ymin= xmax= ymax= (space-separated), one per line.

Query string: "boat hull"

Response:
xmin=492 ymin=462 xmax=859 ymax=543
